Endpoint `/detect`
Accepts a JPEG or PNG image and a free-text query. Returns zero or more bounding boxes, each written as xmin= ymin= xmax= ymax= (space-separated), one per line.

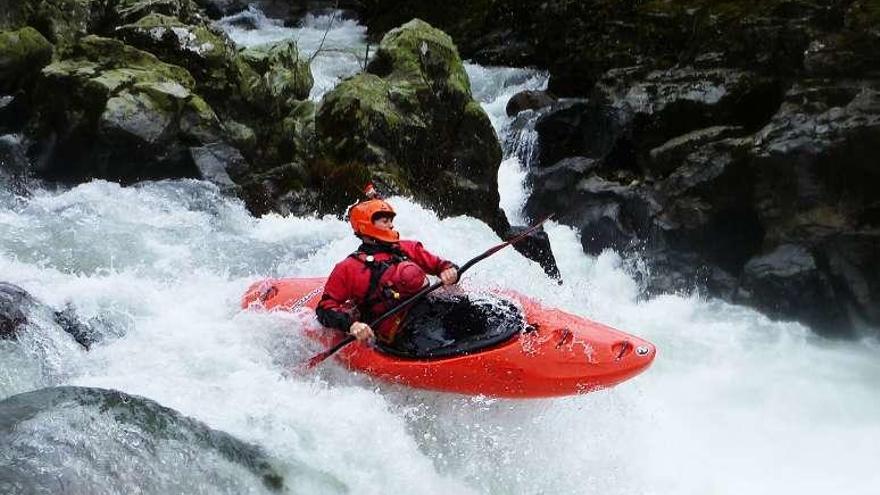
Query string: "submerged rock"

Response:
xmin=0 ymin=386 xmax=291 ymax=493
xmin=506 ymin=89 xmax=556 ymax=116
xmin=0 ymin=134 xmax=31 ymax=195
xmin=0 ymin=283 xmax=33 ymax=340
xmin=0 ymin=282 xmax=104 ymax=349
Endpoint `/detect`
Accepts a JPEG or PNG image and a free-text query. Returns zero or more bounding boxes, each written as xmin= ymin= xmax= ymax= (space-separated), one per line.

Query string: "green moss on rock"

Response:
xmin=368 ymin=18 xmax=470 ymax=98
xmin=0 ymin=27 xmax=54 ymax=92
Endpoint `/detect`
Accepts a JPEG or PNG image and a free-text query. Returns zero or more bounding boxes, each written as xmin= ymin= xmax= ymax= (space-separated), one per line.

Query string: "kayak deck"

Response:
xmin=242 ymin=277 xmax=656 ymax=398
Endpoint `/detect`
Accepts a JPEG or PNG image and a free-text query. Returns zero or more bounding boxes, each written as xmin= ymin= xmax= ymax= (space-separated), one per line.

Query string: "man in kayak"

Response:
xmin=316 ymin=190 xmax=459 ymax=344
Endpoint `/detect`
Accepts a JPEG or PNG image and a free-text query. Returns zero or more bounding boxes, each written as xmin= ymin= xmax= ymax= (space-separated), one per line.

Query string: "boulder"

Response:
xmin=117 ymin=14 xmax=315 ymax=184
xmin=30 ymin=36 xmax=228 ymax=184
xmin=0 ymin=27 xmax=53 ymax=93
xmin=0 ymin=282 xmax=33 ymax=340
xmin=0 ymin=387 xmax=287 ymax=492
xmin=239 ymin=39 xmax=313 ymax=106
xmin=0 ymin=282 xmax=99 ymax=348
xmin=737 ymin=244 xmax=849 ymax=335
xmin=115 ymin=13 xmax=267 ymax=115
xmin=0 ymin=0 xmax=99 ymax=51
xmin=506 ymin=90 xmax=555 ymax=116
xmin=316 ymin=19 xmax=508 ymax=232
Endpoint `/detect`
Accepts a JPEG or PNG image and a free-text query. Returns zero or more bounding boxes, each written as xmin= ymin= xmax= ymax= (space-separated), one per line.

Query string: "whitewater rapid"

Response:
xmin=2 ymin=8 xmax=879 ymax=495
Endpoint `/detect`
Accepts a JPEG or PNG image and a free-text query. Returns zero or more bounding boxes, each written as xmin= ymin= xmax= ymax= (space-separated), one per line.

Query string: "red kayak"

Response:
xmin=242 ymin=277 xmax=656 ymax=398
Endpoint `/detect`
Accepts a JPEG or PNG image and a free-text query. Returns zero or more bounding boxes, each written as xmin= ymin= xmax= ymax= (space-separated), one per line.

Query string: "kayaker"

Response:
xmin=316 ymin=189 xmax=459 ymax=344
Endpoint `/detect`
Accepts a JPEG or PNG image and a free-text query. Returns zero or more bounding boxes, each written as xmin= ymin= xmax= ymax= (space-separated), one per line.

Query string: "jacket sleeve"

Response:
xmin=401 ymin=241 xmax=455 ymax=276
xmin=316 ymin=262 xmax=357 ymax=332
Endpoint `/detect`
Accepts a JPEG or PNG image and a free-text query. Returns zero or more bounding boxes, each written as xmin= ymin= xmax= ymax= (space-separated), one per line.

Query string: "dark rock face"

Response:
xmin=355 ymin=1 xmax=875 ymax=95
xmin=525 ymin=79 xmax=879 ymax=336
xmin=737 ymin=244 xmax=848 ymax=332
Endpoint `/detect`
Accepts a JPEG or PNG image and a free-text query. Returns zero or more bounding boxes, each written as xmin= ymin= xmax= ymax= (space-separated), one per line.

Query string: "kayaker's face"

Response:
xmin=373 ymin=216 xmax=394 ymax=231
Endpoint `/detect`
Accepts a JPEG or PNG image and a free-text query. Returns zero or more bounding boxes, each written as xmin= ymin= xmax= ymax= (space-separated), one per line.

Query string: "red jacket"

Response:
xmin=316 ymin=240 xmax=454 ymax=340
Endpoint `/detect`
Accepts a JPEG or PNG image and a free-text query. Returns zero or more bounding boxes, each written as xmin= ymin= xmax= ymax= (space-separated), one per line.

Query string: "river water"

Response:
xmin=1 ymin=8 xmax=879 ymax=495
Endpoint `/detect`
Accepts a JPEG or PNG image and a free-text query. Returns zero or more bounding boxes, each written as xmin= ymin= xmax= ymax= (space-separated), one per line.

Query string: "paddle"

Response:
xmin=302 ymin=214 xmax=555 ymax=370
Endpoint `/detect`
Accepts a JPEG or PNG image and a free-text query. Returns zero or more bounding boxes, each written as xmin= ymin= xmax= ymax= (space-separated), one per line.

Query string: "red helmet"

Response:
xmin=348 ymin=199 xmax=399 ymax=243
xmin=382 ymin=261 xmax=427 ymax=297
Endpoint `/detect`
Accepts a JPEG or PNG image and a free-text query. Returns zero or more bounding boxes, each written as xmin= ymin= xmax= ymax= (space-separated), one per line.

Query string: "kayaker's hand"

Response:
xmin=440 ymin=266 xmax=458 ymax=285
xmin=349 ymin=321 xmax=374 ymax=342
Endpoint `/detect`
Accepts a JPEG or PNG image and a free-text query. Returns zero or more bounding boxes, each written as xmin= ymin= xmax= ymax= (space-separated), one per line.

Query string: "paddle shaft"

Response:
xmin=304 ymin=214 xmax=553 ymax=369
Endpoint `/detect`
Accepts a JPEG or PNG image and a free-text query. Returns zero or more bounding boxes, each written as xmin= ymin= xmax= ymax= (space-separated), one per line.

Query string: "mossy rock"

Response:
xmin=0 ymin=27 xmax=54 ymax=92
xmin=367 ymin=18 xmax=470 ymax=107
xmin=315 ymin=19 xmax=505 ymax=229
xmin=117 ymin=14 xmax=233 ymax=73
xmin=115 ymin=13 xmax=241 ymax=106
xmin=32 ymin=35 xmax=224 ymax=183
xmin=0 ymin=0 xmax=108 ymax=55
xmin=241 ymin=40 xmax=314 ymax=106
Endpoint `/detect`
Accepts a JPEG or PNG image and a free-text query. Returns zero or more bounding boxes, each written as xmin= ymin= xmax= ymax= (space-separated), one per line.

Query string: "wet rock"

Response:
xmin=116 ymin=14 xmax=314 ymax=171
xmin=109 ymin=0 xmax=203 ymax=27
xmin=52 ymin=304 xmax=101 ymax=350
xmin=648 ymin=126 xmax=746 ymax=178
xmin=116 ymin=14 xmax=268 ymax=113
xmin=0 ymin=134 xmax=31 ymax=195
xmin=506 ymin=90 xmax=556 ymax=116
xmin=0 ymin=94 xmax=28 ymax=134
xmin=0 ymin=282 xmax=103 ymax=349
xmin=239 ymin=39 xmax=313 ymax=104
xmin=236 ymin=161 xmax=313 ymax=217
xmin=30 ymin=36 xmax=217 ymax=184
xmin=653 ymin=137 xmax=763 ymax=272
xmin=737 ymin=244 xmax=849 ymax=335
xmin=820 ymin=232 xmax=880 ymax=329
xmin=526 ymin=165 xmax=658 ymax=257
xmin=0 ymin=283 xmax=34 ymax=340
xmin=0 ymin=0 xmax=99 ymax=50
xmin=189 ymin=142 xmax=244 ymax=191
xmin=0 ymin=386 xmax=290 ymax=493
xmin=605 ymin=67 xmax=782 ymax=148
xmin=534 ymin=99 xmax=625 ymax=167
